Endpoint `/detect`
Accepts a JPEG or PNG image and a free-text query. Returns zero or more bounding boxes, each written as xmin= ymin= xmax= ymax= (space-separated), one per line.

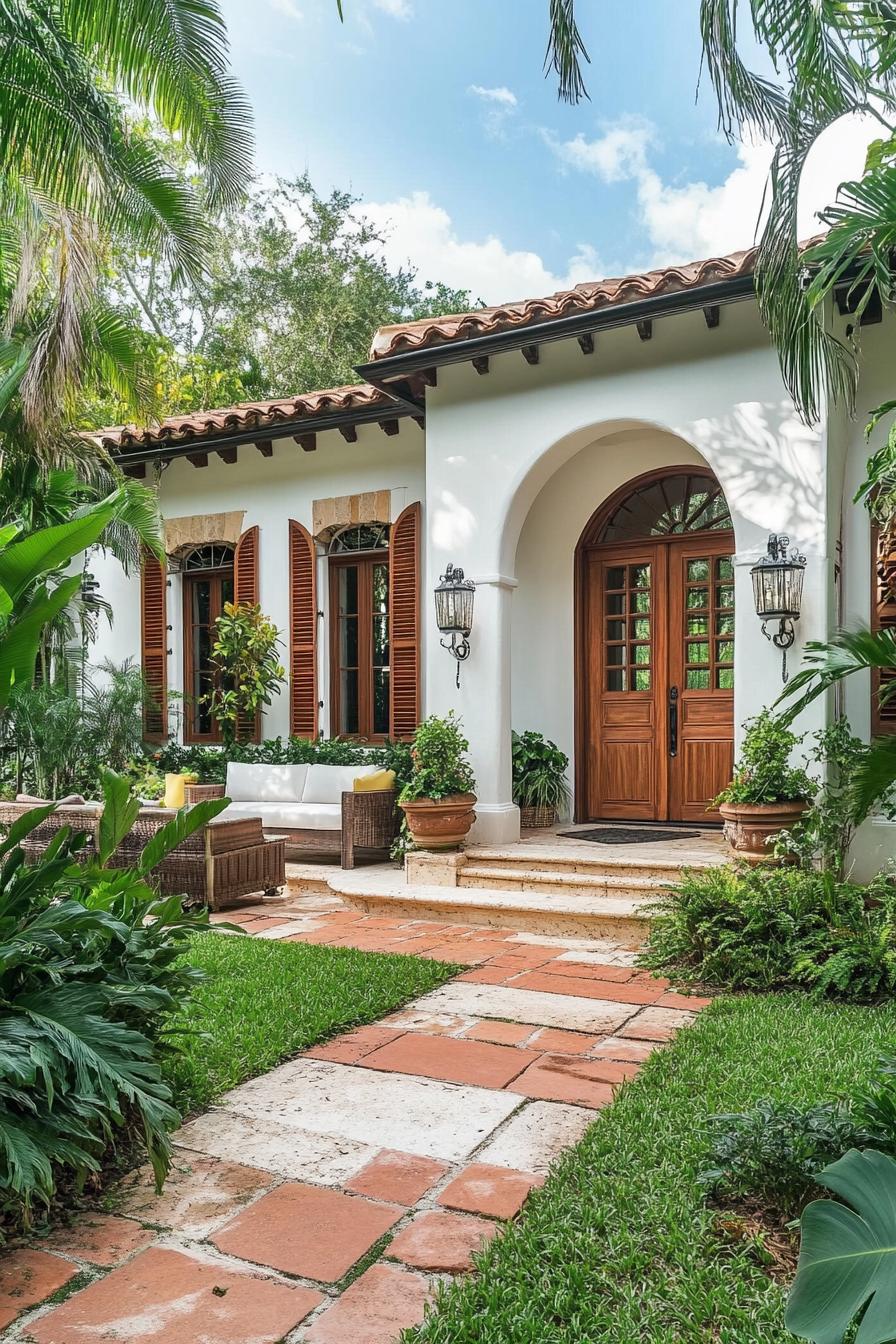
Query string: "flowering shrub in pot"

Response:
xmin=716 ymin=710 xmax=815 ymax=863
xmin=399 ymin=713 xmax=477 ymax=850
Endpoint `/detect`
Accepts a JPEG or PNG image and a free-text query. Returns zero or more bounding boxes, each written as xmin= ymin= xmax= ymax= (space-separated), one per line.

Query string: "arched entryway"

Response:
xmin=574 ymin=466 xmax=735 ymax=823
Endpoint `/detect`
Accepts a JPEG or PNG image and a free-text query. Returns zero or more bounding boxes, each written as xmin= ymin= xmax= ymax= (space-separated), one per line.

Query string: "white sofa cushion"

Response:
xmin=302 ymin=763 xmax=380 ymax=804
xmin=211 ymin=800 xmax=343 ymax=831
xmin=225 ymin=762 xmax=308 ymax=803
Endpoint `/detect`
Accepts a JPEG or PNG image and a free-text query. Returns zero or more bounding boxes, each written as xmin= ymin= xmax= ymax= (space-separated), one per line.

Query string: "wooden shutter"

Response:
xmin=389 ymin=502 xmax=421 ymax=739
xmin=289 ymin=519 xmax=318 ymax=738
xmin=873 ymin=522 xmax=896 ymax=734
xmin=140 ymin=549 xmax=168 ymax=742
xmin=233 ymin=526 xmax=261 ymax=743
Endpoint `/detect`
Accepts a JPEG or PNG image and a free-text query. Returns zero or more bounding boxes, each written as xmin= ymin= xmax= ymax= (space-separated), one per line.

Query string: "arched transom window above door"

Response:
xmin=598 ymin=471 xmax=732 ymax=544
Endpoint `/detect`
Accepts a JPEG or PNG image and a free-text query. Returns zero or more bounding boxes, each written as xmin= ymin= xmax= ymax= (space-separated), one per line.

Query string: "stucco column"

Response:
xmin=425 ymin=571 xmax=520 ymax=846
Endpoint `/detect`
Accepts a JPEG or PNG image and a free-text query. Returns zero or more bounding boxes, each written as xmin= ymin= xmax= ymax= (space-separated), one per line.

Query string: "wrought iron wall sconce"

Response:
xmin=435 ymin=564 xmax=475 ymax=688
xmin=751 ymin=533 xmax=806 ymax=683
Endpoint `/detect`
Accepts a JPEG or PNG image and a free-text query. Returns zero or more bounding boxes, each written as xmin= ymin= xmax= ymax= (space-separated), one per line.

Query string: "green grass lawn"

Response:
xmin=404 ymin=994 xmax=896 ymax=1344
xmin=164 ymin=931 xmax=458 ymax=1115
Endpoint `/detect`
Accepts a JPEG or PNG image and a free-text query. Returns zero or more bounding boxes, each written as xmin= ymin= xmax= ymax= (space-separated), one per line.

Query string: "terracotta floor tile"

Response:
xmin=437 ymin=1163 xmax=544 ymax=1220
xmin=345 ymin=1150 xmax=449 ymax=1205
xmin=461 ymin=1020 xmax=535 ymax=1047
xmin=527 ymin=1027 xmax=602 ymax=1055
xmin=655 ymin=990 xmax=714 ymax=1010
xmin=0 ymin=1248 xmax=75 ymax=1330
xmin=305 ymin=1026 xmax=404 ymax=1065
xmin=494 ymin=943 xmax=564 ymax=960
xmin=507 ymin=1054 xmax=618 ymax=1108
xmin=28 ymin=1246 xmax=321 ymax=1344
xmin=212 ymin=1182 xmax=403 ymax=1283
xmin=304 ymin=1262 xmax=432 ymax=1344
xmin=42 ymin=1213 xmax=157 ymax=1266
xmin=361 ymin=1032 xmax=539 ymax=1089
xmin=452 ymin=940 xmax=514 ymax=961
xmin=115 ymin=1152 xmax=274 ymax=1236
xmin=510 ymin=971 xmax=665 ymax=1005
xmin=485 ymin=954 xmax=557 ymax=972
xmin=590 ymin=1036 xmax=661 ymax=1063
xmin=617 ymin=1020 xmax=676 ymax=1042
xmin=455 ymin=966 xmax=512 ymax=984
xmin=388 ymin=1209 xmax=499 ymax=1272
xmin=535 ymin=961 xmax=634 ymax=983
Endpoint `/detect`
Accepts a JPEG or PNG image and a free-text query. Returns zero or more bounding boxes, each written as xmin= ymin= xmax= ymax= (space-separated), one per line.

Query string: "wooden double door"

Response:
xmin=582 ymin=533 xmax=735 ymax=822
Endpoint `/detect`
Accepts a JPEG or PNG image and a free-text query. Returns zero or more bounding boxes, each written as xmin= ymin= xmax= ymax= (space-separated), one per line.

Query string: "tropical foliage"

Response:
xmin=0 ymin=773 xmax=226 ymax=1235
xmin=511 ymin=730 xmax=571 ymax=814
xmin=206 ymin=603 xmax=285 ymax=746
xmin=399 ymin=713 xmax=476 ymax=804
xmin=715 ymin=709 xmax=815 ymax=806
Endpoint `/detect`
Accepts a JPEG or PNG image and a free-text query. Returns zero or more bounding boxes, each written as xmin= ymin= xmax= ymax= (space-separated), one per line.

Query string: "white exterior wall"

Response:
xmin=89 ymin=420 xmax=424 ymax=742
xmin=422 ymin=301 xmax=830 ymax=843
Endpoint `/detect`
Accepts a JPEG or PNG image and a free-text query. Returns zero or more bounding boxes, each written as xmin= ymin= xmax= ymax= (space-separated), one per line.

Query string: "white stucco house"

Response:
xmin=88 ymin=243 xmax=895 ymax=873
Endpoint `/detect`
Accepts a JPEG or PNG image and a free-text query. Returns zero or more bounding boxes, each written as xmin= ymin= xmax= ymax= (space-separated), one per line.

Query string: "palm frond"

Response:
xmin=544 ymin=0 xmax=591 ymax=104
xmin=777 ymin=626 xmax=896 ymax=722
xmin=850 ymin=734 xmax=896 ymax=823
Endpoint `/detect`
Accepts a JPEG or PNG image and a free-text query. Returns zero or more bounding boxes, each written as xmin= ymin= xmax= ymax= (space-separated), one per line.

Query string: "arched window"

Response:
xmin=328 ymin=523 xmax=390 ymax=738
xmin=181 ymin=543 xmax=235 ymax=742
xmin=599 ymin=472 xmax=732 ymax=544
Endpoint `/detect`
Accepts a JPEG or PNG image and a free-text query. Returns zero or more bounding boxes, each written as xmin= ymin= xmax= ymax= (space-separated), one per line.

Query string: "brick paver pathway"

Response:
xmin=4 ymin=888 xmax=709 ymax=1343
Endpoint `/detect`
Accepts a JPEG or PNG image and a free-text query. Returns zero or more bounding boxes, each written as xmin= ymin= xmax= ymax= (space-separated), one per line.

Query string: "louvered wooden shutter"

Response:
xmin=289 ymin=519 xmax=318 ymax=738
xmin=140 ymin=549 xmax=168 ymax=742
xmin=389 ymin=502 xmax=421 ymax=739
xmin=873 ymin=522 xmax=896 ymax=734
xmin=234 ymin=526 xmax=261 ymax=743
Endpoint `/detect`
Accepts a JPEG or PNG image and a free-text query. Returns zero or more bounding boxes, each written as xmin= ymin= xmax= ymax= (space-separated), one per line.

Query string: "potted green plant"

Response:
xmin=512 ymin=730 xmax=571 ymax=828
xmin=399 ymin=712 xmax=477 ymax=850
xmin=715 ymin=710 xmax=815 ymax=862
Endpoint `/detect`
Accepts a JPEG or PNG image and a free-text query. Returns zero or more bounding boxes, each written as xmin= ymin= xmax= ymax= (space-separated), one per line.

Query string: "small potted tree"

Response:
xmin=716 ymin=710 xmax=815 ymax=862
xmin=205 ymin=602 xmax=285 ymax=747
xmin=399 ymin=712 xmax=477 ymax=850
xmin=512 ymin=730 xmax=570 ymax=828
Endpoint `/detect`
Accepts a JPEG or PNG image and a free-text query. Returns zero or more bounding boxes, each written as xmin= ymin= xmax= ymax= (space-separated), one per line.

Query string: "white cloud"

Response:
xmin=268 ymin=0 xmax=303 ymax=19
xmin=469 ymin=85 xmax=518 ymax=108
xmin=356 ymin=191 xmax=602 ymax=306
xmin=546 ymin=114 xmax=879 ymax=268
xmin=371 ymin=0 xmax=413 ymax=18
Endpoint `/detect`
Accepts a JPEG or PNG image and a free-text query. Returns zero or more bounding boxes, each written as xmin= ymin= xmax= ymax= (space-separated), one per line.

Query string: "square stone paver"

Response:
xmin=43 ymin=1213 xmax=157 ymax=1266
xmin=345 ymin=1150 xmax=449 ymax=1205
xmin=212 ymin=1182 xmax=403 ymax=1283
xmin=508 ymin=1055 xmax=618 ymax=1108
xmin=360 ymin=1033 xmax=539 ymax=1090
xmin=461 ymin=1020 xmax=534 ymax=1046
xmin=411 ymin=983 xmax=635 ymax=1034
xmin=219 ymin=1058 xmax=523 ymax=1163
xmin=388 ymin=1210 xmax=499 ymax=1272
xmin=379 ymin=1008 xmax=473 ymax=1035
xmin=27 ymin=1246 xmax=322 ymax=1343
xmin=0 ymin=1248 xmax=75 ymax=1330
xmin=475 ymin=1100 xmax=594 ymax=1175
xmin=437 ymin=1164 xmax=544 ymax=1220
xmin=304 ymin=1263 xmax=432 ymax=1344
xmin=173 ymin=1107 xmax=376 ymax=1184
xmin=114 ymin=1152 xmax=275 ymax=1236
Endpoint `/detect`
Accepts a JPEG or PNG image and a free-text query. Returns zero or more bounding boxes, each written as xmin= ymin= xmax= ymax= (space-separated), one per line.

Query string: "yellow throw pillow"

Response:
xmin=163 ymin=773 xmax=186 ymax=809
xmin=353 ymin=769 xmax=396 ymax=792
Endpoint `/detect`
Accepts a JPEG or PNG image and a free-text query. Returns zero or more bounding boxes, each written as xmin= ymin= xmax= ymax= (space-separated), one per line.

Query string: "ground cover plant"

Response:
xmin=403 ymin=994 xmax=896 ymax=1344
xmin=166 ymin=932 xmax=459 ymax=1114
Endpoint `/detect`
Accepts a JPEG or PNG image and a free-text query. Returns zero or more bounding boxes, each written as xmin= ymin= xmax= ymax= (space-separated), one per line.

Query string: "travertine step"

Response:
xmin=328 ymin=871 xmax=657 ymax=947
xmin=459 ymin=863 xmax=677 ymax=902
xmin=285 ymin=862 xmax=339 ymax=897
xmin=466 ymin=844 xmax=725 ymax=880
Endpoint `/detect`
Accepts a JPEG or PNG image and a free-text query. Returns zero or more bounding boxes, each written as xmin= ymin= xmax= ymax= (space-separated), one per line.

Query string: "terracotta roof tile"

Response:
xmin=93 ymin=382 xmax=397 ymax=453
xmin=369 ymin=245 xmax=758 ymax=360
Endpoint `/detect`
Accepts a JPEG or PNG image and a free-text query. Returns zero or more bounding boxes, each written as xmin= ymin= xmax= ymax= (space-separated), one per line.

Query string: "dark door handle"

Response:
xmin=669 ymin=685 xmax=679 ymax=757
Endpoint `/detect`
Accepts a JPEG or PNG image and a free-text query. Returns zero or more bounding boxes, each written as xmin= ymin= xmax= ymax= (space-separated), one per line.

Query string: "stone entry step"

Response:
xmin=459 ymin=863 xmax=677 ymax=902
xmin=466 ymin=842 xmax=725 ymax=880
xmin=328 ymin=871 xmax=655 ymax=946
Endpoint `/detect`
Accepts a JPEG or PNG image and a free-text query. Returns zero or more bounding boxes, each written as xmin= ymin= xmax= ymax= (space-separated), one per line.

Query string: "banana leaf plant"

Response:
xmin=787 ymin=1148 xmax=896 ymax=1344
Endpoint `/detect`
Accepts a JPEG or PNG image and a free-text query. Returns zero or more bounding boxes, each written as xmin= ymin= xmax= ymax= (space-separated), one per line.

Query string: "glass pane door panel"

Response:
xmin=683 ymin=554 xmax=734 ymax=692
xmin=604 ymin=562 xmax=651 ymax=691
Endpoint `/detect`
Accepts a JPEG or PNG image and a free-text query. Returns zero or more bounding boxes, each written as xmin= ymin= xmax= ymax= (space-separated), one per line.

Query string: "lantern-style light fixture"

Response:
xmin=435 ymin=564 xmax=475 ymax=688
xmin=751 ymin=533 xmax=806 ymax=683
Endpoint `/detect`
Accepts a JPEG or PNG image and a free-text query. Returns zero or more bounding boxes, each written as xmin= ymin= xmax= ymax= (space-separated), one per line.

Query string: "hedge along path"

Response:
xmin=2 ymin=889 xmax=709 ymax=1344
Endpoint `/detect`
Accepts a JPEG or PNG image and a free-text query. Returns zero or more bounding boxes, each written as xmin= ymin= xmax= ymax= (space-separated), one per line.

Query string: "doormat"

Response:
xmin=558 ymin=827 xmax=702 ymax=845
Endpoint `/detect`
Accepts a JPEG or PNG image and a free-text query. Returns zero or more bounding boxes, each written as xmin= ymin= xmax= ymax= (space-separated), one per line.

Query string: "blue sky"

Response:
xmin=219 ymin=0 xmax=873 ymax=305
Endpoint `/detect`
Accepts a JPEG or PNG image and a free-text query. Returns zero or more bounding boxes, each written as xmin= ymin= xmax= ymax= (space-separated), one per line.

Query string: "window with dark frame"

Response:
xmin=181 ymin=543 xmax=235 ymax=743
xmin=328 ymin=525 xmax=389 ymax=739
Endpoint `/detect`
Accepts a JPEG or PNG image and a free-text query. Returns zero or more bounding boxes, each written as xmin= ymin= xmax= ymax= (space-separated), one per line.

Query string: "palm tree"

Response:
xmin=0 ymin=0 xmax=253 ymax=430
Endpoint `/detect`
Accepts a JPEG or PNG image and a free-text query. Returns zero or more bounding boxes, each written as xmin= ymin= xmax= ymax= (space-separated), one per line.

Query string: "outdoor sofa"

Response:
xmin=185 ymin=761 xmax=399 ymax=868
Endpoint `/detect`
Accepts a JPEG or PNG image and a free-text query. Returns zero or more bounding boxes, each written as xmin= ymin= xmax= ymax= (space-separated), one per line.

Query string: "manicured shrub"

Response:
xmin=153 ymin=734 xmax=414 ymax=791
xmin=641 ymin=863 xmax=896 ymax=1000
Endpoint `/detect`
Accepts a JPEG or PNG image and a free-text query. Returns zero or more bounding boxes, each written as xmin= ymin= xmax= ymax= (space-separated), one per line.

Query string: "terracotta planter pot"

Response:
xmin=718 ymin=800 xmax=810 ymax=864
xmin=400 ymin=794 xmax=477 ymax=850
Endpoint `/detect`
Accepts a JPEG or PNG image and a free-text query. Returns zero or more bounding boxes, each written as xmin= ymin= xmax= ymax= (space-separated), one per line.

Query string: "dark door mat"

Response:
xmin=558 ymin=827 xmax=702 ymax=845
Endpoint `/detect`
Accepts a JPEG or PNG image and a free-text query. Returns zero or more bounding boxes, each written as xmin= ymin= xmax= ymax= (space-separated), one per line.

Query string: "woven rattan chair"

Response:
xmin=184 ymin=783 xmax=397 ymax=868
xmin=0 ymin=801 xmax=285 ymax=910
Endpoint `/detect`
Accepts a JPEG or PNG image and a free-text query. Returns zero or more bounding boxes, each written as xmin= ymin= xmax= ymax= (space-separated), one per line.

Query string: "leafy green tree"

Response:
xmin=206 ymin=603 xmax=285 ymax=746
xmin=100 ymin=174 xmax=476 ymax=418
xmin=0 ymin=0 xmax=252 ymax=429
